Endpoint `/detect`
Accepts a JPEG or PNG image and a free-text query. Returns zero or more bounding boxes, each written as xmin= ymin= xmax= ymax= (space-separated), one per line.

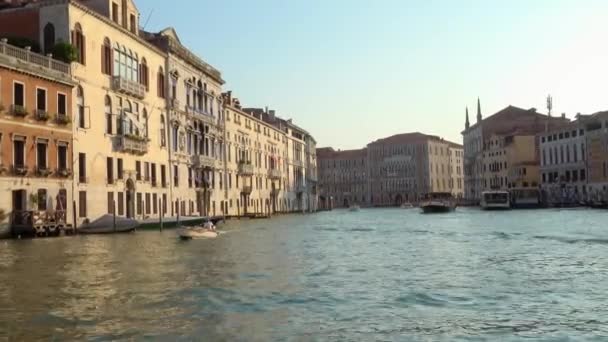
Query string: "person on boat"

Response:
xmin=203 ymin=220 xmax=216 ymax=232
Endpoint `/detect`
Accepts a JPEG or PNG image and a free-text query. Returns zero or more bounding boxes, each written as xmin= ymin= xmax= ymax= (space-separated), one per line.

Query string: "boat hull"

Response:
xmin=177 ymin=228 xmax=219 ymax=240
xmin=421 ymin=205 xmax=455 ymax=213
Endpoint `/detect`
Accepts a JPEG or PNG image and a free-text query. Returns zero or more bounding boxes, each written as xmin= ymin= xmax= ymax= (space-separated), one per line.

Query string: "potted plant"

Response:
xmin=0 ymin=102 xmax=5 ymax=114
xmin=55 ymin=113 xmax=70 ymax=125
xmin=37 ymin=167 xmax=52 ymax=177
xmin=51 ymin=42 xmax=78 ymax=63
xmin=57 ymin=168 xmax=72 ymax=177
xmin=11 ymin=105 xmax=27 ymax=117
xmin=35 ymin=110 xmax=49 ymax=121
xmin=13 ymin=165 xmax=27 ymax=176
xmin=29 ymin=193 xmax=38 ymax=208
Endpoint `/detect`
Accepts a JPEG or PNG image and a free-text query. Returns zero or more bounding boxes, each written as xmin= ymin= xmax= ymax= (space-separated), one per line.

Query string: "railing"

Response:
xmin=10 ymin=105 xmax=28 ymax=117
xmin=296 ymin=184 xmax=307 ymax=194
xmin=12 ymin=164 xmax=28 ymax=176
xmin=112 ymin=76 xmax=146 ymax=99
xmin=120 ymin=135 xmax=149 ymax=155
xmin=238 ymin=162 xmax=254 ymax=175
xmin=268 ymin=168 xmax=281 ymax=179
xmin=11 ymin=210 xmax=67 ymax=227
xmin=241 ymin=185 xmax=252 ymax=194
xmin=35 ymin=109 xmax=49 ymax=121
xmin=0 ymin=39 xmax=71 ymax=75
xmin=271 ymin=188 xmax=280 ymax=196
xmin=292 ymin=159 xmax=304 ymax=168
xmin=56 ymin=168 xmax=72 ymax=178
xmin=191 ymin=155 xmax=217 ymax=169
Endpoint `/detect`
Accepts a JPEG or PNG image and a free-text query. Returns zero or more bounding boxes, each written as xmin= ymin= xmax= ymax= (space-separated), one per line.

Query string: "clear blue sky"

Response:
xmin=139 ymin=0 xmax=608 ymax=149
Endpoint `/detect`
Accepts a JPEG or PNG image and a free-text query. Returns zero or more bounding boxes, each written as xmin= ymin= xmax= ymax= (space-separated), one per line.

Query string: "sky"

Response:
xmin=138 ymin=0 xmax=608 ymax=149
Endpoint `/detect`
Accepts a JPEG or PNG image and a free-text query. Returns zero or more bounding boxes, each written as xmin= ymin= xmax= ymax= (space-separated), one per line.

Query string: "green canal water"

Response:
xmin=1 ymin=208 xmax=608 ymax=341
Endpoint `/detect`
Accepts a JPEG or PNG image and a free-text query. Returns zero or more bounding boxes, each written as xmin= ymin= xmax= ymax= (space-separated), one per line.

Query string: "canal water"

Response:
xmin=1 ymin=208 xmax=608 ymax=341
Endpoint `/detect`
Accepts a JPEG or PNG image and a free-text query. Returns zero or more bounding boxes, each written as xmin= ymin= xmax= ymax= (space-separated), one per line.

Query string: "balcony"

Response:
xmin=56 ymin=168 xmax=72 ymax=178
xmin=238 ymin=161 xmax=254 ymax=176
xmin=292 ymin=159 xmax=304 ymax=168
xmin=191 ymin=155 xmax=217 ymax=169
xmin=241 ymin=185 xmax=252 ymax=195
xmin=268 ymin=168 xmax=281 ymax=180
xmin=34 ymin=109 xmax=49 ymax=121
xmin=119 ymin=134 xmax=149 ymax=155
xmin=55 ymin=113 xmax=70 ymax=125
xmin=112 ymin=76 xmax=145 ymax=99
xmin=306 ymin=172 xmax=318 ymax=182
xmin=271 ymin=188 xmax=281 ymax=196
xmin=12 ymin=165 xmax=28 ymax=176
xmin=10 ymin=105 xmax=28 ymax=117
xmin=296 ymin=184 xmax=307 ymax=194
xmin=36 ymin=167 xmax=52 ymax=177
xmin=170 ymin=98 xmax=180 ymax=110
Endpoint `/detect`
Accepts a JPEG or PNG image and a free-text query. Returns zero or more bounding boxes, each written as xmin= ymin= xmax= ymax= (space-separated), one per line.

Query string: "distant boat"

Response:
xmin=177 ymin=224 xmax=219 ymax=240
xmin=420 ymin=192 xmax=456 ymax=214
xmin=78 ymin=214 xmax=138 ymax=234
xmin=480 ymin=190 xmax=511 ymax=210
xmin=349 ymin=204 xmax=361 ymax=212
xmin=400 ymin=203 xmax=414 ymax=209
xmin=510 ymin=188 xmax=543 ymax=209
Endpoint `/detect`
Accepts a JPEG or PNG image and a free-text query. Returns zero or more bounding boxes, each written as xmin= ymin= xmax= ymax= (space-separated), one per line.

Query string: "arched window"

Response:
xmin=105 ymin=95 xmax=112 ymax=134
xmin=143 ymin=108 xmax=148 ymax=138
xmin=71 ymin=23 xmax=86 ymax=65
xmin=139 ymin=58 xmax=149 ymax=90
xmin=102 ymin=37 xmax=112 ymax=75
xmin=43 ymin=23 xmax=55 ymax=54
xmin=197 ymin=80 xmax=203 ymax=111
xmin=77 ymin=86 xmax=85 ymax=128
xmin=160 ymin=114 xmax=166 ymax=147
xmin=157 ymin=67 xmax=165 ymax=98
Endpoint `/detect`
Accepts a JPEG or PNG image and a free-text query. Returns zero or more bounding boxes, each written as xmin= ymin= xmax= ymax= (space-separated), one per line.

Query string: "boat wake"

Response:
xmin=533 ymin=235 xmax=608 ymax=245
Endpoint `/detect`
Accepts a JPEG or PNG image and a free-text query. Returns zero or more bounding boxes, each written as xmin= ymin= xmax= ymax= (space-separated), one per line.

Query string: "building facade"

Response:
xmin=462 ymin=102 xmax=569 ymax=202
xmin=317 ymin=147 xmax=367 ymax=208
xmin=584 ymin=111 xmax=608 ymax=203
xmin=0 ymin=39 xmax=74 ymax=232
xmin=0 ymin=0 xmax=319 ymax=231
xmin=539 ymin=118 xmax=588 ymax=205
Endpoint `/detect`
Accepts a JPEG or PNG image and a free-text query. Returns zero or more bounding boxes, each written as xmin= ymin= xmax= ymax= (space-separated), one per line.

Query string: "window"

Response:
xmin=36 ymin=88 xmax=47 ymax=113
xmin=57 ymin=143 xmax=68 ymax=171
xmin=36 ymin=139 xmax=48 ymax=170
xmin=157 ymin=67 xmax=165 ymax=98
xmin=153 ymin=193 xmax=158 ymax=214
xmin=12 ymin=136 xmax=25 ymax=168
xmin=145 ymin=193 xmax=151 ymax=214
xmin=112 ymin=2 xmax=119 ymax=23
xmin=43 ymin=23 xmax=55 ymax=53
xmin=77 ymin=86 xmax=85 ymax=129
xmin=107 ymin=192 xmax=114 ymax=214
xmin=107 ymin=157 xmax=114 ymax=184
xmin=37 ymin=189 xmax=47 ymax=211
xmin=137 ymin=192 xmax=142 ymax=215
xmin=162 ymin=193 xmax=167 ymax=214
xmin=117 ymin=192 xmax=124 ymax=215
xmin=136 ymin=160 xmax=141 ymax=181
xmin=71 ymin=23 xmax=86 ymax=65
xmin=174 ymin=165 xmax=179 ymax=186
xmin=144 ymin=162 xmax=150 ymax=181
xmin=161 ymin=165 xmax=167 ymax=187
xmin=160 ymin=115 xmax=166 ymax=147
xmin=102 ymin=38 xmax=112 ymax=75
xmin=151 ymin=163 xmax=157 ymax=186
xmin=117 ymin=158 xmax=123 ymax=179
xmin=139 ymin=58 xmax=149 ymax=90
xmin=13 ymin=82 xmax=24 ymax=108
xmin=105 ymin=95 xmax=113 ymax=134
xmin=581 ymin=169 xmax=586 ymax=181
xmin=129 ymin=14 xmax=136 ymax=33
xmin=57 ymin=93 xmax=67 ymax=117
xmin=172 ymin=126 xmax=178 ymax=152
xmin=78 ymin=153 xmax=86 ymax=183
xmin=79 ymin=191 xmax=87 ymax=218
xmin=113 ymin=44 xmax=138 ymax=82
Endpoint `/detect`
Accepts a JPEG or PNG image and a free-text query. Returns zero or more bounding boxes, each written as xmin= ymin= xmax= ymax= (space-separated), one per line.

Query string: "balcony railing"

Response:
xmin=271 ymin=188 xmax=280 ymax=196
xmin=238 ymin=162 xmax=254 ymax=176
xmin=55 ymin=113 xmax=70 ymax=125
xmin=119 ymin=135 xmax=149 ymax=155
xmin=0 ymin=39 xmax=71 ymax=76
xmin=296 ymin=184 xmax=307 ymax=194
xmin=268 ymin=168 xmax=281 ymax=179
xmin=241 ymin=185 xmax=252 ymax=194
xmin=292 ymin=159 xmax=304 ymax=168
xmin=112 ymin=76 xmax=145 ymax=99
xmin=191 ymin=155 xmax=217 ymax=169
xmin=12 ymin=164 xmax=28 ymax=176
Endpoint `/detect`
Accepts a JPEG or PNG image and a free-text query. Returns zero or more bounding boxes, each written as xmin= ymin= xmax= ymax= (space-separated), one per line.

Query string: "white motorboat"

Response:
xmin=420 ymin=192 xmax=456 ymax=213
xmin=481 ymin=190 xmax=511 ymax=210
xmin=400 ymin=203 xmax=414 ymax=209
xmin=177 ymin=227 xmax=220 ymax=240
xmin=349 ymin=204 xmax=361 ymax=212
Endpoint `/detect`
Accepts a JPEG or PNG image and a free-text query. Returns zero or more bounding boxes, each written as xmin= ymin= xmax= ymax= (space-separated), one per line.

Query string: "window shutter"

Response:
xmin=101 ymin=45 xmax=106 ymax=74
xmin=81 ymin=35 xmax=86 ymax=65
xmin=108 ymin=46 xmax=114 ymax=75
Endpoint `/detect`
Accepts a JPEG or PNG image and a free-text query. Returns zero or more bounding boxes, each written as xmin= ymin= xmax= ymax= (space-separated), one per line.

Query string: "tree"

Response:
xmin=51 ymin=42 xmax=78 ymax=63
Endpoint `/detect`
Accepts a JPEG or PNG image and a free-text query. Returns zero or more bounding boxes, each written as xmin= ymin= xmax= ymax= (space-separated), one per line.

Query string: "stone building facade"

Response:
xmin=0 ymin=0 xmax=319 ymax=231
xmin=317 ymin=132 xmax=463 ymax=208
xmin=0 ymin=39 xmax=74 ymax=232
xmin=462 ymin=102 xmax=569 ymax=202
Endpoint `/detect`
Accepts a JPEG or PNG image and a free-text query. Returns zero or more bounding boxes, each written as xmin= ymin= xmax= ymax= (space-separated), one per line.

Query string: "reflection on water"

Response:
xmin=2 ymin=209 xmax=608 ymax=340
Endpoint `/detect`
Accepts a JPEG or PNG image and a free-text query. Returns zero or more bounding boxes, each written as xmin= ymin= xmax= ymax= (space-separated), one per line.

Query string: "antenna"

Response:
xmin=546 ymin=94 xmax=553 ymax=117
xmin=142 ymin=9 xmax=154 ymax=31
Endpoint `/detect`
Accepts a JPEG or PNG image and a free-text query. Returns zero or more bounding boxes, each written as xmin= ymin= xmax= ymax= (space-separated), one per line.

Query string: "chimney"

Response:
xmin=269 ymin=110 xmax=276 ymax=121
xmin=561 ymin=113 xmax=566 ymax=119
